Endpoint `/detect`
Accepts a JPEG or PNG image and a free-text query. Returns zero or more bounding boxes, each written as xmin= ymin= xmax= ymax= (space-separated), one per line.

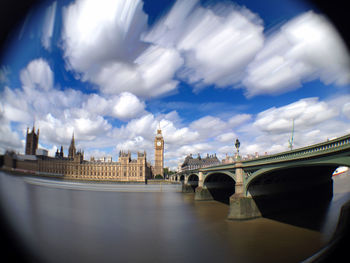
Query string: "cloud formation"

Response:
xmin=244 ymin=96 xmax=350 ymax=154
xmin=20 ymin=58 xmax=54 ymax=91
xmin=2 ymin=0 xmax=350 ymax=170
xmin=243 ymin=11 xmax=350 ymax=97
xmin=254 ymin=97 xmax=338 ymax=133
xmin=41 ymin=1 xmax=57 ymax=50
xmin=61 ymin=0 xmax=349 ymax=99
xmin=144 ymin=0 xmax=264 ymax=89
xmin=61 ymin=0 xmax=183 ymax=98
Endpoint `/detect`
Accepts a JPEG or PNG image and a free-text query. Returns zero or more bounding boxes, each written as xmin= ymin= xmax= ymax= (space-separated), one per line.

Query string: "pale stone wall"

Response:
xmin=1 ymin=152 xmax=151 ymax=182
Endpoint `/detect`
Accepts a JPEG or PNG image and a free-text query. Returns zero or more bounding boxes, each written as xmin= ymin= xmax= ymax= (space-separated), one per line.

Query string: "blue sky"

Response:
xmin=0 ymin=0 xmax=350 ymax=169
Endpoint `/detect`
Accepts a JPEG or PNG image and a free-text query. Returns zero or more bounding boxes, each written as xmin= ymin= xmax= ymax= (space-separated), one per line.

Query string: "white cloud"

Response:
xmin=62 ymin=0 xmax=148 ymax=72
xmin=1 ymin=87 xmax=31 ymax=123
xmin=123 ymin=114 xmax=156 ymax=140
xmin=95 ymin=46 xmax=183 ymax=97
xmin=228 ymin=114 xmax=252 ymax=127
xmin=4 ymin=1 xmax=350 ymax=170
xmin=60 ymin=1 xmax=350 ymax=101
xmin=343 ymin=103 xmax=350 ymax=119
xmin=112 ymin=92 xmax=146 ymax=120
xmin=216 ymin=132 xmax=236 ymax=143
xmin=61 ymin=0 xmax=185 ymax=98
xmin=0 ymin=66 xmax=11 ymax=84
xmin=83 ymin=94 xmax=110 ymax=116
xmin=20 ymin=58 xmax=54 ymax=91
xmin=160 ymin=117 xmax=199 ymax=145
xmin=82 ymin=92 xmax=146 ymax=121
xmin=190 ymin=115 xmax=229 ymax=139
xmin=144 ymin=0 xmax=264 ymax=89
xmin=8 ymin=58 xmax=85 ymax=120
xmin=116 ymin=136 xmax=151 ymax=153
xmin=253 ymin=97 xmax=338 ymax=133
xmin=36 ymin=112 xmax=112 ymax=146
xmin=41 ymin=1 xmax=57 ymax=50
xmin=0 ymin=107 xmax=23 ymax=153
xmin=243 ymin=11 xmax=350 ymax=97
xmin=135 ymin=46 xmax=183 ymax=96
xmin=231 ymin=95 xmax=350 ymax=156
xmin=60 ymin=0 xmax=267 ymax=97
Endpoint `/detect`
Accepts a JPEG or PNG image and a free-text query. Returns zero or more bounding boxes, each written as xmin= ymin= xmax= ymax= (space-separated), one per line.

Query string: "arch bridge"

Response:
xmin=170 ymin=133 xmax=350 ymax=220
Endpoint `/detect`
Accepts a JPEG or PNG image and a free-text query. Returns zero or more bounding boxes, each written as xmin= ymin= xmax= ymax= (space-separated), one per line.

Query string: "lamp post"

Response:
xmin=235 ymin=138 xmax=240 ymax=160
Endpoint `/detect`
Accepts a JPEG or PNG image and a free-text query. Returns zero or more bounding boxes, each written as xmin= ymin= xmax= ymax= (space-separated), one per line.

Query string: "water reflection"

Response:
xmin=1 ymin=172 xmax=350 ymax=263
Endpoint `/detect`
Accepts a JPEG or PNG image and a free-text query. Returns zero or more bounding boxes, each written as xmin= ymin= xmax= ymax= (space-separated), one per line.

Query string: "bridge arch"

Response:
xmin=244 ymin=163 xmax=342 ymax=218
xmin=188 ymin=173 xmax=199 ymax=191
xmin=204 ymin=171 xmax=236 ymax=182
xmin=203 ymin=172 xmax=236 ymax=204
xmin=245 ymin=157 xmax=350 ymax=195
xmin=179 ymin=174 xmax=185 ymax=182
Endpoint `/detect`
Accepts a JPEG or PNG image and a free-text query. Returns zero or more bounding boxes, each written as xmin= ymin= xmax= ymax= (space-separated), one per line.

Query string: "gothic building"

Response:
xmin=2 ymin=131 xmax=153 ymax=182
xmin=68 ymin=133 xmax=76 ymax=159
xmin=154 ymin=128 xmax=164 ymax=176
xmin=25 ymin=125 xmax=39 ymax=155
xmin=180 ymin=153 xmax=221 ymax=171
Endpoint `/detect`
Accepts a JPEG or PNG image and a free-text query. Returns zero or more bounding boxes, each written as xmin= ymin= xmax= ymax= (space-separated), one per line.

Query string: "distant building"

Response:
xmin=1 ymin=129 xmax=153 ymax=182
xmin=180 ymin=153 xmax=220 ymax=171
xmin=222 ymin=153 xmax=238 ymax=164
xmin=222 ymin=152 xmax=268 ymax=163
xmin=154 ymin=128 xmax=164 ymax=176
xmin=25 ymin=125 xmax=39 ymax=155
xmin=36 ymin=148 xmax=48 ymax=156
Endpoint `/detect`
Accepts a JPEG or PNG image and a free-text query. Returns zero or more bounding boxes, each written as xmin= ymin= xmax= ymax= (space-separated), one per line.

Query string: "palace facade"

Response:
xmin=180 ymin=153 xmax=221 ymax=171
xmin=1 ymin=126 xmax=157 ymax=182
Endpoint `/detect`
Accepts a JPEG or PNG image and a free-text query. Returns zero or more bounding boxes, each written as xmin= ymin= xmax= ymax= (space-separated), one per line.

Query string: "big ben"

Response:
xmin=154 ymin=128 xmax=164 ymax=177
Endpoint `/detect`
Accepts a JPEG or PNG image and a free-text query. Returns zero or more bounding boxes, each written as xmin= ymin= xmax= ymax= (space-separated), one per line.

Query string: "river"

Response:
xmin=1 ymin=172 xmax=350 ymax=263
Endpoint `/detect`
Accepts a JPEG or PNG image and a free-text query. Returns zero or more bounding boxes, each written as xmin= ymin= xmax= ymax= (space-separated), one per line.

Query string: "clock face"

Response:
xmin=157 ymin=141 xmax=161 ymax=146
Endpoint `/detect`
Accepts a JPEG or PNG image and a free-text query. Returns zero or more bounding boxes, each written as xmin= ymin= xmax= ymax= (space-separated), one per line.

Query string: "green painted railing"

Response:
xmin=172 ymin=133 xmax=350 ymax=176
xmin=243 ymin=133 xmax=350 ymax=166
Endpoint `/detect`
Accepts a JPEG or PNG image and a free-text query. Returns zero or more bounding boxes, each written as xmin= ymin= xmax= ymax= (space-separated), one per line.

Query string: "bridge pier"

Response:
xmin=227 ymin=161 xmax=262 ymax=220
xmin=182 ymin=175 xmax=193 ymax=193
xmin=194 ymin=186 xmax=214 ymax=201
xmin=227 ymin=195 xmax=261 ymax=220
xmin=194 ymin=172 xmax=214 ymax=200
xmin=182 ymin=183 xmax=195 ymax=193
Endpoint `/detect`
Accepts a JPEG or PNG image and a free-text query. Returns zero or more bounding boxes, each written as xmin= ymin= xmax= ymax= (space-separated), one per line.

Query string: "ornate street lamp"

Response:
xmin=235 ymin=138 xmax=240 ymax=156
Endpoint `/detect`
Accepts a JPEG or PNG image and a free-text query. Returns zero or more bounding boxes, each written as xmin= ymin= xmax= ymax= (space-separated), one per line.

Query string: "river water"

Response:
xmin=1 ymin=172 xmax=350 ymax=263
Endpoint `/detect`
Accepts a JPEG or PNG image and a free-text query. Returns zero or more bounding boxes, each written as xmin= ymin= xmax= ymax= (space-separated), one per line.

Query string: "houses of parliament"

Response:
xmin=0 ymin=125 xmax=165 ymax=182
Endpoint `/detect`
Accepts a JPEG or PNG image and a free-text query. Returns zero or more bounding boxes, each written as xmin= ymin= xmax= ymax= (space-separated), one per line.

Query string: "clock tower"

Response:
xmin=154 ymin=128 xmax=164 ymax=177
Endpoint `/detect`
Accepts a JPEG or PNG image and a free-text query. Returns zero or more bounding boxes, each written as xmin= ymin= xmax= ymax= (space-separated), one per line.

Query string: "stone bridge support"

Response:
xmin=182 ymin=175 xmax=193 ymax=193
xmin=228 ymin=161 xmax=261 ymax=220
xmin=195 ymin=171 xmax=214 ymax=200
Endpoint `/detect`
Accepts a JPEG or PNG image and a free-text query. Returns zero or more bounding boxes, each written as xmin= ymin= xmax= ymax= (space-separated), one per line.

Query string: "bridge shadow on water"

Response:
xmin=205 ymin=174 xmax=235 ymax=205
xmin=252 ymin=188 xmax=333 ymax=231
xmin=199 ymin=168 xmax=336 ymax=231
xmin=248 ymin=166 xmax=335 ymax=231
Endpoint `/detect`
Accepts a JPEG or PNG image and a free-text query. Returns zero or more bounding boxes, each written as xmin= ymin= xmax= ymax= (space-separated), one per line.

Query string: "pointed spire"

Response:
xmin=68 ymin=132 xmax=76 ymax=159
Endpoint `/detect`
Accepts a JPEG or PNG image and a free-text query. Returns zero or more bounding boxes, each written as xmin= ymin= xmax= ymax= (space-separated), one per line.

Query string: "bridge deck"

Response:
xmin=197 ymin=133 xmax=350 ymax=172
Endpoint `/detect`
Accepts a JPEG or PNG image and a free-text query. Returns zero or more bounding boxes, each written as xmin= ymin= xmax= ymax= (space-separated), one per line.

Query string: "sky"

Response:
xmin=0 ymin=0 xmax=350 ymax=170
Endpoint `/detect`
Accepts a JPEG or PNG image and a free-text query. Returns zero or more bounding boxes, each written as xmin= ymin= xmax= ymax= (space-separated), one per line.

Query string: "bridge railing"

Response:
xmin=173 ymin=134 xmax=350 ymax=174
xmin=243 ymin=133 xmax=350 ymax=166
